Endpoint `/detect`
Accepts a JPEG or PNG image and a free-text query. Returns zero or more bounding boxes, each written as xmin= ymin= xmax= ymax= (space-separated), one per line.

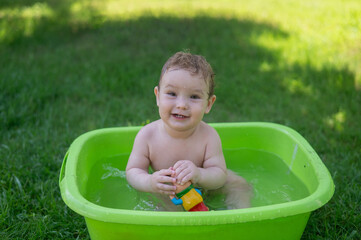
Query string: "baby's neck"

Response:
xmin=160 ymin=121 xmax=199 ymax=139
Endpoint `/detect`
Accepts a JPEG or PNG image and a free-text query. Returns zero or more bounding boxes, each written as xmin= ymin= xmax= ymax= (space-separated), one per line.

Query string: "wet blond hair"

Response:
xmin=159 ymin=51 xmax=215 ymax=98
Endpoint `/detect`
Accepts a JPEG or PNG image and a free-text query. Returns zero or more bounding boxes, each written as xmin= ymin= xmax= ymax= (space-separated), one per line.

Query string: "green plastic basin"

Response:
xmin=59 ymin=122 xmax=334 ymax=240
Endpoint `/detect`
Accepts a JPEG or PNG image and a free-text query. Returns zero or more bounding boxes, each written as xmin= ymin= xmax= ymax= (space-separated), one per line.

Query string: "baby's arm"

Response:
xmin=174 ymin=128 xmax=227 ymax=190
xmin=126 ymin=128 xmax=176 ymax=195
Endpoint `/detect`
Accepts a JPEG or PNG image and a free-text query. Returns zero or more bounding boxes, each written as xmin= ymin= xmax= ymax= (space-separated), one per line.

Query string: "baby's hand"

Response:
xmin=173 ymin=160 xmax=200 ymax=185
xmin=150 ymin=168 xmax=176 ymax=195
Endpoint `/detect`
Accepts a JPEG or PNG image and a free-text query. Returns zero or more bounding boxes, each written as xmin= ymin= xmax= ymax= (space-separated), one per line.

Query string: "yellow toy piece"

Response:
xmin=180 ymin=188 xmax=204 ymax=211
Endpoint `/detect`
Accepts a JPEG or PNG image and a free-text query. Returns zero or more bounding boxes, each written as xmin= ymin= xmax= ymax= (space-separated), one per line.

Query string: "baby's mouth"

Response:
xmin=172 ymin=113 xmax=189 ymax=119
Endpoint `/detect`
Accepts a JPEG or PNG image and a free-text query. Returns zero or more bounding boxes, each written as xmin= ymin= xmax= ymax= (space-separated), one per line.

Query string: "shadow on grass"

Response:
xmin=1 ymin=2 xmax=360 ymax=239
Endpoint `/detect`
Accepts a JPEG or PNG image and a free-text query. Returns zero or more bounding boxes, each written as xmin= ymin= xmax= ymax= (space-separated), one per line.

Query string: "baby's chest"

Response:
xmin=149 ymin=140 xmax=206 ymax=170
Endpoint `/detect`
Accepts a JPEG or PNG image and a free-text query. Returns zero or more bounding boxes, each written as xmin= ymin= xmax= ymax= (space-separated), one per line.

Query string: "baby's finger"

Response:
xmin=173 ymin=160 xmax=188 ymax=170
xmin=157 ymin=183 xmax=176 ymax=195
xmin=168 ymin=167 xmax=176 ymax=178
xmin=174 ymin=164 xmax=188 ymax=176
xmin=180 ymin=173 xmax=192 ymax=184
xmin=176 ymin=169 xmax=191 ymax=184
xmin=159 ymin=190 xmax=176 ymax=195
xmin=158 ymin=175 xmax=176 ymax=184
xmin=173 ymin=160 xmax=183 ymax=169
xmin=159 ymin=168 xmax=175 ymax=177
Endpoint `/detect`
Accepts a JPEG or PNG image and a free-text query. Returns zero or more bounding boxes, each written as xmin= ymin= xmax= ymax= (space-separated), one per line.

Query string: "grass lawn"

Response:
xmin=1 ymin=0 xmax=360 ymax=239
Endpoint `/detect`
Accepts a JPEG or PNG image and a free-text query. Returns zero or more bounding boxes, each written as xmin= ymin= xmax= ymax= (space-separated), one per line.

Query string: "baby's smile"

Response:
xmin=172 ymin=113 xmax=189 ymax=119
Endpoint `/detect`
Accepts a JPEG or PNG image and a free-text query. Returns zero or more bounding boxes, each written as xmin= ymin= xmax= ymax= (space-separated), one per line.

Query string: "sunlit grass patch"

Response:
xmin=0 ymin=2 xmax=53 ymax=42
xmin=324 ymin=109 xmax=347 ymax=133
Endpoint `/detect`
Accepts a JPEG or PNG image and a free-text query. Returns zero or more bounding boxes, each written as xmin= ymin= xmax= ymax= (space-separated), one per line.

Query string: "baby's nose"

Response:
xmin=176 ymin=97 xmax=188 ymax=109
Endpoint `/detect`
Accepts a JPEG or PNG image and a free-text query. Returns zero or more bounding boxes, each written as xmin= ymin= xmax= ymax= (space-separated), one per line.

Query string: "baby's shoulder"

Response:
xmin=199 ymin=122 xmax=220 ymax=139
xmin=138 ymin=120 xmax=160 ymax=135
xmin=135 ymin=120 xmax=160 ymax=141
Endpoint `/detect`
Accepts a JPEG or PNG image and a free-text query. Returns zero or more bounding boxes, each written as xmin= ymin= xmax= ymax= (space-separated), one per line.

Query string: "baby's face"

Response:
xmin=155 ymin=69 xmax=215 ymax=133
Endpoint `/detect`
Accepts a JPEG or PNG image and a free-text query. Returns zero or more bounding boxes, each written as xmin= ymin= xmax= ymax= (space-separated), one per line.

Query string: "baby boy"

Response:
xmin=126 ymin=51 xmax=250 ymax=210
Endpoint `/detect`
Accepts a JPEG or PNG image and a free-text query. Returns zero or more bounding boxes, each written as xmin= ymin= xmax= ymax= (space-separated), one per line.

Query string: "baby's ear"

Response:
xmin=205 ymin=95 xmax=216 ymax=114
xmin=154 ymin=86 xmax=160 ymax=106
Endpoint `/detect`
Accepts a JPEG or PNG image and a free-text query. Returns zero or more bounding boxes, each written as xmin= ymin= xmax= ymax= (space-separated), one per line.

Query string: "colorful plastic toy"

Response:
xmin=169 ymin=181 xmax=209 ymax=211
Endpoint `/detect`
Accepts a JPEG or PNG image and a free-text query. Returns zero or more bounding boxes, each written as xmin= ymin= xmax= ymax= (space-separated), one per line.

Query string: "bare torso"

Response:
xmin=146 ymin=120 xmax=210 ymax=171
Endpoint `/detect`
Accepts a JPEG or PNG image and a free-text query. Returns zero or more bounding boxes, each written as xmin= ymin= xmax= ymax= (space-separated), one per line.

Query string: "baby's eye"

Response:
xmin=190 ymin=95 xmax=201 ymax=99
xmin=167 ymin=92 xmax=176 ymax=97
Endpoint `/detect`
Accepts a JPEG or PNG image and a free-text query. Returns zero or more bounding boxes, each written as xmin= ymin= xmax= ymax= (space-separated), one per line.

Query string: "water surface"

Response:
xmin=85 ymin=148 xmax=310 ymax=210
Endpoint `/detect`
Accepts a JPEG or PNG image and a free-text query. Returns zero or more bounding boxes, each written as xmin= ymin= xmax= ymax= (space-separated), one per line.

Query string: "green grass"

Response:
xmin=1 ymin=0 xmax=360 ymax=239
